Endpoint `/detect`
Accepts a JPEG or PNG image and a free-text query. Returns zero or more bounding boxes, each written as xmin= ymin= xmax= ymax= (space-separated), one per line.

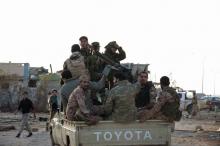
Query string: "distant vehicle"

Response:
xmin=198 ymin=96 xmax=220 ymax=111
xmin=178 ymin=90 xmax=196 ymax=114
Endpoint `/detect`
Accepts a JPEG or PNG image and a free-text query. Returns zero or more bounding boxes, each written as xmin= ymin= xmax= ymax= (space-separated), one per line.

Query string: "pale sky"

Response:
xmin=0 ymin=0 xmax=220 ymax=95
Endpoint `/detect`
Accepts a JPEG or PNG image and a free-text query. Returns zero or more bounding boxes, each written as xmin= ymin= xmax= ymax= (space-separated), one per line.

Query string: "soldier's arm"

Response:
xmin=116 ymin=47 xmax=126 ymax=61
xmin=66 ymin=94 xmax=75 ymax=120
xmin=63 ymin=60 xmax=68 ymax=70
xmin=144 ymin=93 xmax=170 ymax=119
xmin=89 ymin=75 xmax=106 ymax=90
xmin=150 ymin=85 xmax=157 ymax=103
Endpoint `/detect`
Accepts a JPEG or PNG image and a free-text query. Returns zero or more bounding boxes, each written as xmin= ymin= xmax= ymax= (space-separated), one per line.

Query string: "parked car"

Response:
xmin=198 ymin=96 xmax=220 ymax=111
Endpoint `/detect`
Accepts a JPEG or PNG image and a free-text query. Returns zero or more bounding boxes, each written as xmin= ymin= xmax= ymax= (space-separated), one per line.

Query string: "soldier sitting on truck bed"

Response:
xmin=103 ymin=72 xmax=141 ymax=123
xmin=60 ymin=66 xmax=110 ymax=114
xmin=138 ymin=76 xmax=182 ymax=122
xmin=66 ymin=75 xmax=104 ymax=125
xmin=65 ymin=66 xmax=112 ymax=123
xmin=135 ymin=71 xmax=157 ymax=111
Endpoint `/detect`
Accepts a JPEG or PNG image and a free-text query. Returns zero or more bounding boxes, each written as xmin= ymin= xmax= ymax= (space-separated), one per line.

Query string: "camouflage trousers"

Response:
xmin=152 ymin=112 xmax=174 ymax=122
xmin=18 ymin=113 xmax=32 ymax=134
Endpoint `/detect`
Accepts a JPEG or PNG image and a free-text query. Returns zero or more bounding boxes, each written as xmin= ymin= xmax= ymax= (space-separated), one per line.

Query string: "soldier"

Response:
xmin=190 ymin=92 xmax=198 ymax=117
xmin=103 ymin=72 xmax=141 ymax=123
xmin=64 ymin=66 xmax=111 ymax=120
xmin=138 ymin=76 xmax=182 ymax=122
xmin=61 ymin=65 xmax=112 ymax=114
xmin=104 ymin=41 xmax=126 ymax=63
xmin=79 ymin=36 xmax=92 ymax=67
xmin=103 ymin=41 xmax=126 ymax=88
xmin=135 ymin=71 xmax=157 ymax=110
xmin=87 ymin=42 xmax=105 ymax=81
xmin=63 ymin=44 xmax=89 ymax=80
xmin=66 ymin=75 xmax=104 ymax=125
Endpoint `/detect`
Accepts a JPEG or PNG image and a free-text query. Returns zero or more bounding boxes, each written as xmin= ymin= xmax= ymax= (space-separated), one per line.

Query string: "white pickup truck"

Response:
xmin=50 ymin=112 xmax=172 ymax=146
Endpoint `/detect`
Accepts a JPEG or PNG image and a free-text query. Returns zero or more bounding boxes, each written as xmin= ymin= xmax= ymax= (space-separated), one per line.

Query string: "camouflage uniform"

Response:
xmin=87 ymin=52 xmax=105 ymax=81
xmin=191 ymin=95 xmax=198 ymax=116
xmin=104 ymin=81 xmax=140 ymax=123
xmin=60 ymin=76 xmax=106 ymax=114
xmin=104 ymin=41 xmax=126 ymax=63
xmin=139 ymin=86 xmax=181 ymax=122
xmin=66 ymin=86 xmax=104 ymax=121
xmin=80 ymin=48 xmax=92 ymax=69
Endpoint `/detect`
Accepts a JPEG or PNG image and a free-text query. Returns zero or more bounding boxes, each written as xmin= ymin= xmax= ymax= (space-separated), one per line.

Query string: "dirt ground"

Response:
xmin=0 ymin=111 xmax=219 ymax=146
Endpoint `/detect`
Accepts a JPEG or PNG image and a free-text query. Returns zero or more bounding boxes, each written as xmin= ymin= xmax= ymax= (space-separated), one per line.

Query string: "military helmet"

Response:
xmin=91 ymin=42 xmax=100 ymax=48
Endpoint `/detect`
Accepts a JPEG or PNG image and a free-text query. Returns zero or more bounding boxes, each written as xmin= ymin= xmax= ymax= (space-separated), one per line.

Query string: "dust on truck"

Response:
xmin=50 ymin=113 xmax=172 ymax=146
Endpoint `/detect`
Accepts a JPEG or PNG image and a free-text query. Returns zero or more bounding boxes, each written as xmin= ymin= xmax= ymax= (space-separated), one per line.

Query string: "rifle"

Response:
xmin=95 ymin=52 xmax=133 ymax=82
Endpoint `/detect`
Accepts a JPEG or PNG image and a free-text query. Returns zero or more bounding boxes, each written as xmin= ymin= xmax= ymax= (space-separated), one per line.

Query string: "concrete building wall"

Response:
xmin=0 ymin=63 xmax=25 ymax=76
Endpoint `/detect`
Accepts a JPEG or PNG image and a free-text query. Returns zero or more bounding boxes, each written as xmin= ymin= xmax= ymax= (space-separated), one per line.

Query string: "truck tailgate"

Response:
xmin=77 ymin=121 xmax=171 ymax=146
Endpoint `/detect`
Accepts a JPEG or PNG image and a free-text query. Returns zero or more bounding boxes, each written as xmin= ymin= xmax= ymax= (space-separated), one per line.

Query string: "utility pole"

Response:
xmin=202 ymin=62 xmax=204 ymax=94
xmin=213 ymin=72 xmax=216 ymax=95
xmin=50 ymin=64 xmax=53 ymax=74
xmin=202 ymin=57 xmax=206 ymax=94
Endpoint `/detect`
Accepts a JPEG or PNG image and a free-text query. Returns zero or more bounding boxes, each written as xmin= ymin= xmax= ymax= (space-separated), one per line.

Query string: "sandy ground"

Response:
xmin=0 ymin=111 xmax=219 ymax=146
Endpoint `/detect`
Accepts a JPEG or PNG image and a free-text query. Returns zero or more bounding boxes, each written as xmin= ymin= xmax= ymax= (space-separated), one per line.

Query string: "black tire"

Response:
xmin=186 ymin=104 xmax=193 ymax=114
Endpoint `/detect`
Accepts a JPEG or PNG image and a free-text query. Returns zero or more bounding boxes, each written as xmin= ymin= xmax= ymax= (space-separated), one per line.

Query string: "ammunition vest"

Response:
xmin=66 ymin=53 xmax=88 ymax=79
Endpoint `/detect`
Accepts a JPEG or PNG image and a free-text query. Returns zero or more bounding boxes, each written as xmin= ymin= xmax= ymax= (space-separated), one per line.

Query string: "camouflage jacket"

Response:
xmin=104 ymin=80 xmax=140 ymax=123
xmin=65 ymin=78 xmax=106 ymax=121
xmin=80 ymin=48 xmax=92 ymax=68
xmin=139 ymin=86 xmax=180 ymax=121
xmin=104 ymin=47 xmax=126 ymax=63
xmin=66 ymin=86 xmax=103 ymax=120
xmin=87 ymin=54 xmax=105 ymax=81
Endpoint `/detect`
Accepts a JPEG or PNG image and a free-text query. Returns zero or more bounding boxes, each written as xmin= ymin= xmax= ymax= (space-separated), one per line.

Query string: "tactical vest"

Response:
xmin=66 ymin=54 xmax=88 ymax=79
xmin=161 ymin=87 xmax=182 ymax=121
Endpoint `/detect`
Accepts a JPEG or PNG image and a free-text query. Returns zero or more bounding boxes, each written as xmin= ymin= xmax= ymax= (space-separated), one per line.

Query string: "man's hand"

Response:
xmin=102 ymin=65 xmax=112 ymax=77
xmin=86 ymin=116 xmax=99 ymax=126
xmin=137 ymin=110 xmax=151 ymax=122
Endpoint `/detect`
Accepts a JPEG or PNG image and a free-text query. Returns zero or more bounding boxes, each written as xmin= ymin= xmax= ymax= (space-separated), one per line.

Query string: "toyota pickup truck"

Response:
xmin=49 ymin=112 xmax=172 ymax=146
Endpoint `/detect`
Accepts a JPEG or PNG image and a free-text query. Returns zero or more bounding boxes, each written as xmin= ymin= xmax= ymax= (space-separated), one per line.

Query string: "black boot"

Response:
xmin=16 ymin=133 xmax=20 ymax=138
xmin=27 ymin=132 xmax=32 ymax=137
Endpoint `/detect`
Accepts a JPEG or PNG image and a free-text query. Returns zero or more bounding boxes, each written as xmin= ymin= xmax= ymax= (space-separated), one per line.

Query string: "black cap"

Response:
xmin=91 ymin=42 xmax=100 ymax=48
xmin=71 ymin=44 xmax=80 ymax=53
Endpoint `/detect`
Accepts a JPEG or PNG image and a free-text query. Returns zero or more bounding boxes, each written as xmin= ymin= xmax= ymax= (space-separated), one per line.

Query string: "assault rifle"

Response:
xmin=95 ymin=52 xmax=133 ymax=82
